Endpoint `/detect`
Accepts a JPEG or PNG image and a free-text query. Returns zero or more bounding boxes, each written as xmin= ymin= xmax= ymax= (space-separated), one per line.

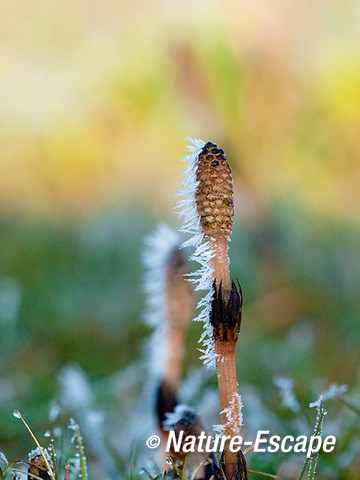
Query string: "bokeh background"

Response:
xmin=0 ymin=1 xmax=359 ymax=479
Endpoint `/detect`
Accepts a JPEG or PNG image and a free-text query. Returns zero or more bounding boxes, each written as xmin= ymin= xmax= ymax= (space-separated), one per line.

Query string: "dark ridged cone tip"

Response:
xmin=210 ymin=280 xmax=243 ymax=343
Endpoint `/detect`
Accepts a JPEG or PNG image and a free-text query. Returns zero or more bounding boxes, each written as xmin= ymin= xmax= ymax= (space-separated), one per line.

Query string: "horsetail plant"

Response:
xmin=143 ymin=224 xmax=195 ymax=388
xmin=177 ymin=138 xmax=245 ymax=479
xmin=143 ymin=224 xmax=196 ymax=455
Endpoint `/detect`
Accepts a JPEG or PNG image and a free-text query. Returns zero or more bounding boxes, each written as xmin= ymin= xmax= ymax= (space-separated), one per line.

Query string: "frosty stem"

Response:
xmin=180 ymin=139 xmax=243 ymax=479
xmin=211 ymin=240 xmax=241 ymax=480
xmin=206 ymin=234 xmax=241 ymax=480
xmin=214 ymin=343 xmax=238 ymax=437
xmin=208 ymin=232 xmax=241 ymax=476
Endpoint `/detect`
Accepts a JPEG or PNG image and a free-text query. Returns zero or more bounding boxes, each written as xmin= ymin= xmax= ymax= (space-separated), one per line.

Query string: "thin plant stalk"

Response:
xmin=12 ymin=410 xmax=55 ymax=480
xmin=298 ymin=401 xmax=326 ymax=480
xmin=11 ymin=469 xmax=44 ymax=480
xmin=194 ymin=141 xmax=242 ymax=478
xmin=64 ymin=461 xmax=70 ymax=480
xmin=177 ymin=138 xmax=245 ymax=477
xmin=73 ymin=422 xmax=88 ymax=480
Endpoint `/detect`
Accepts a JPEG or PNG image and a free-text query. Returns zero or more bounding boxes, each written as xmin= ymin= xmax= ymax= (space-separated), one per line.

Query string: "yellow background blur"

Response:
xmin=1 ymin=0 xmax=359 ymax=219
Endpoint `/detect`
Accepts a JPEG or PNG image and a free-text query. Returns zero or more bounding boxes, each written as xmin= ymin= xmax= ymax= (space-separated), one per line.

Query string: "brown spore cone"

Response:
xmin=195 ymin=141 xmax=234 ymax=238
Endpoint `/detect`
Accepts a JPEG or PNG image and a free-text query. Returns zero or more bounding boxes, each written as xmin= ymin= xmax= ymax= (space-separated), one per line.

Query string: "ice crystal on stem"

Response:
xmin=143 ymin=223 xmax=181 ymax=379
xmin=176 ymin=137 xmax=235 ymax=366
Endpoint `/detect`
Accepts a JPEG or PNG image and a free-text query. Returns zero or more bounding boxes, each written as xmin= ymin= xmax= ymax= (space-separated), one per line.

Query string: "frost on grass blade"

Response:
xmin=69 ymin=419 xmax=88 ymax=480
xmin=175 ymin=137 xmax=218 ymax=367
xmin=309 ymin=383 xmax=348 ymax=408
xmin=142 ymin=223 xmax=181 ymax=380
xmin=297 ymin=400 xmax=327 ymax=480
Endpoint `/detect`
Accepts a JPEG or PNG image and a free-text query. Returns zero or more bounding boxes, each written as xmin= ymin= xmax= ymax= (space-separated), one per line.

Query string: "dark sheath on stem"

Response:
xmin=210 ymin=280 xmax=243 ymax=343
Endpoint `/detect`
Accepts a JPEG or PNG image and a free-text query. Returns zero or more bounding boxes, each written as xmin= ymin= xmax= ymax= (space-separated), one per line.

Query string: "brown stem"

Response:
xmin=207 ymin=234 xmax=231 ymax=297
xmin=159 ymin=327 xmax=186 ymax=471
xmin=64 ymin=461 xmax=70 ymax=480
xmin=215 ymin=340 xmax=240 ymax=479
xmin=164 ymin=248 xmax=194 ymax=390
xmin=195 ymin=142 xmax=240 ymax=478
xmin=208 ymin=234 xmax=241 ymax=479
xmin=164 ymin=327 xmax=186 ymax=390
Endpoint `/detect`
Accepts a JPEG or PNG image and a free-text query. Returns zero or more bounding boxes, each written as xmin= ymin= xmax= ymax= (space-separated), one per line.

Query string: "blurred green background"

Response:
xmin=0 ymin=1 xmax=359 ymax=478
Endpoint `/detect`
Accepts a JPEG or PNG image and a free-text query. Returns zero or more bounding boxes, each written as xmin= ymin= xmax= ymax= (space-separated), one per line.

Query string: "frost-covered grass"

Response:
xmin=1 ymin=413 xmax=88 ymax=480
xmin=0 ymin=204 xmax=359 ymax=479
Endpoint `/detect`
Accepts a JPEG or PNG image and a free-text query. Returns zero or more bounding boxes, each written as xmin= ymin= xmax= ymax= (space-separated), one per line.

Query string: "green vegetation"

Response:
xmin=0 ymin=1 xmax=359 ymax=478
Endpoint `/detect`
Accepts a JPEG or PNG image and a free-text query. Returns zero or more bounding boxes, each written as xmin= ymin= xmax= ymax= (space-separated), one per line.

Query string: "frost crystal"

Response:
xmin=309 ymin=383 xmax=348 ymax=408
xmin=68 ymin=417 xmax=80 ymax=442
xmin=308 ymin=401 xmax=327 ymax=479
xmin=214 ymin=393 xmax=244 ymax=436
xmin=175 ymin=137 xmax=216 ymax=367
xmin=163 ymin=404 xmax=198 ymax=430
xmin=28 ymin=447 xmax=53 ymax=464
xmin=297 ymin=399 xmax=327 ymax=480
xmin=68 ymin=419 xmax=88 ymax=480
xmin=274 ymin=376 xmax=300 ymax=413
xmin=142 ymin=223 xmax=180 ymax=379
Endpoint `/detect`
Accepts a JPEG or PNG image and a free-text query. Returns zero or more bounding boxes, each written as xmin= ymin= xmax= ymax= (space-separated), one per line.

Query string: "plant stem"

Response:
xmin=164 ymin=327 xmax=186 ymax=391
xmin=208 ymin=234 xmax=231 ymax=297
xmin=215 ymin=342 xmax=239 ymax=479
xmin=214 ymin=343 xmax=238 ymax=436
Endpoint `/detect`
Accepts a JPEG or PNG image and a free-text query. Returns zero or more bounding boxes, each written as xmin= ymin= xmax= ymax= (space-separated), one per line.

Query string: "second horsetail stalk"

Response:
xmin=143 ymin=224 xmax=195 ymax=467
xmin=177 ymin=138 xmax=245 ymax=479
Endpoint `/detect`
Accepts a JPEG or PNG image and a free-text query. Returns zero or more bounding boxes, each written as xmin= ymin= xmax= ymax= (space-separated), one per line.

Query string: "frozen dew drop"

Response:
xmin=13 ymin=410 xmax=21 ymax=419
